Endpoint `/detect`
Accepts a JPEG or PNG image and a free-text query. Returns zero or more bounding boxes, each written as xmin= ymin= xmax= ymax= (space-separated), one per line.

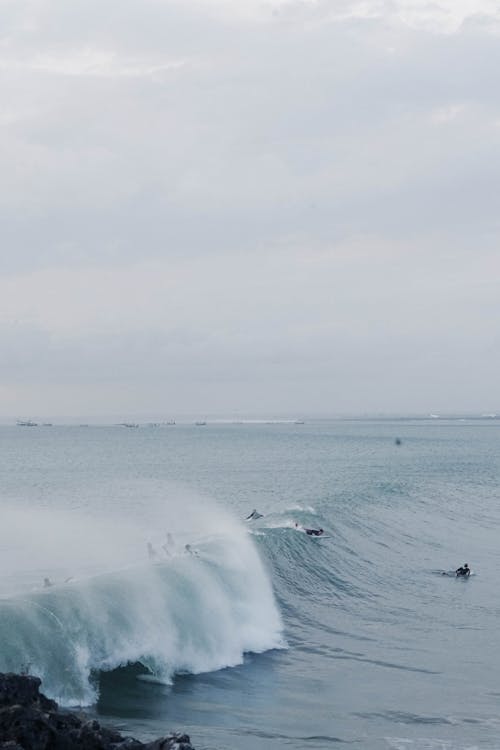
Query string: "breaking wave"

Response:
xmin=0 ymin=493 xmax=285 ymax=706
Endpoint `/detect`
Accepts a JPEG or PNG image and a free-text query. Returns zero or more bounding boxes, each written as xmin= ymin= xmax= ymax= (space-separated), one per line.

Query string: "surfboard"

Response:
xmin=440 ymin=570 xmax=474 ymax=577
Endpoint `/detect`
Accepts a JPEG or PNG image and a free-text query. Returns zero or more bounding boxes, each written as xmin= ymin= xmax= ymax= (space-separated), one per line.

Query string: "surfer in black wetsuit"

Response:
xmin=305 ymin=528 xmax=324 ymax=536
xmin=455 ymin=563 xmax=470 ymax=577
xmin=294 ymin=523 xmax=324 ymax=536
xmin=246 ymin=509 xmax=263 ymax=520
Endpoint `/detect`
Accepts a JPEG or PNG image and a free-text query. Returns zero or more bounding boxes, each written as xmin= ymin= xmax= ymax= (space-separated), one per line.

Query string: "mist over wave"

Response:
xmin=0 ymin=488 xmax=285 ymax=706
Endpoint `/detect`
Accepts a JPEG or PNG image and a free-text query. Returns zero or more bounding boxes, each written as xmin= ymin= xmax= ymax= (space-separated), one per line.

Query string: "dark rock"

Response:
xmin=0 ymin=675 xmax=196 ymax=750
xmin=143 ymin=738 xmax=193 ymax=750
xmin=0 ymin=675 xmax=56 ymax=713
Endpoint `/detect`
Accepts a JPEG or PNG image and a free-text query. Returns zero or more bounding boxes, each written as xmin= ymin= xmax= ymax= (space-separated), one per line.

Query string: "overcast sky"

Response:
xmin=1 ymin=0 xmax=499 ymax=418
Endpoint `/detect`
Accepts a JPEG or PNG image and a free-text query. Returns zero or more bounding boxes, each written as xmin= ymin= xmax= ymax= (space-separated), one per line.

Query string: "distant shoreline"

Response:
xmin=1 ymin=413 xmax=499 ymax=427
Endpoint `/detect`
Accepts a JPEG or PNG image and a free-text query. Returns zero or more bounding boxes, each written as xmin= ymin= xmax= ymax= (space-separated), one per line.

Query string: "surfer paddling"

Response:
xmin=294 ymin=523 xmax=324 ymax=536
xmin=455 ymin=563 xmax=471 ymax=577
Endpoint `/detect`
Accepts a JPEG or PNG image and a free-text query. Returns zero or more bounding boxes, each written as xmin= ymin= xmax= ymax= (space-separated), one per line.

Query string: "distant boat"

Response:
xmin=294 ymin=420 xmax=305 ymax=425
xmin=165 ymin=420 xmax=176 ymax=425
xmin=17 ymin=420 xmax=37 ymax=427
xmin=121 ymin=423 xmax=139 ymax=428
xmin=42 ymin=423 xmax=53 ymax=427
xmin=195 ymin=421 xmax=207 ymax=426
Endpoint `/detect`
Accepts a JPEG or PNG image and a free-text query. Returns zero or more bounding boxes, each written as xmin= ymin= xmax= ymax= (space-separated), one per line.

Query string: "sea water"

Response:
xmin=1 ymin=419 xmax=499 ymax=750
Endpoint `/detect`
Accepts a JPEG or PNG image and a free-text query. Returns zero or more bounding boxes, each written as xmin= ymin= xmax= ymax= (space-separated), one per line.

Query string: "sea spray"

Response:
xmin=0 ymin=486 xmax=285 ymax=705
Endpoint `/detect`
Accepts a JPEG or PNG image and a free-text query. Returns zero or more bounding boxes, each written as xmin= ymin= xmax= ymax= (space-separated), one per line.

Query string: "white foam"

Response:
xmin=0 ymin=490 xmax=285 ymax=705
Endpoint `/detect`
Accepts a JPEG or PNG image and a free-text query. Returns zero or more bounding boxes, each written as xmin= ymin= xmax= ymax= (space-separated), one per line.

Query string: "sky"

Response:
xmin=1 ymin=0 xmax=499 ymax=418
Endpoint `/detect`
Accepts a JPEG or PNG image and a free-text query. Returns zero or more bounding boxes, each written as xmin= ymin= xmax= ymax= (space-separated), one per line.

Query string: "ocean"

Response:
xmin=0 ymin=419 xmax=499 ymax=750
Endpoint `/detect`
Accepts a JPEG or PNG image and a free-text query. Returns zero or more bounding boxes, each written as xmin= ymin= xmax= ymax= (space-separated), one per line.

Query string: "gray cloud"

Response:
xmin=1 ymin=0 xmax=499 ymax=415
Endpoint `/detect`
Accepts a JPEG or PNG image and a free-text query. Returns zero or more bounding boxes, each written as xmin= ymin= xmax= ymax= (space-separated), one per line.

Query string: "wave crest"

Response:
xmin=0 ymin=495 xmax=285 ymax=705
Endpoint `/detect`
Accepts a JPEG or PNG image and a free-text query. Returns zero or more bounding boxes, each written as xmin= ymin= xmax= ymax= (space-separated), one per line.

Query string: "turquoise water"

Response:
xmin=1 ymin=420 xmax=499 ymax=749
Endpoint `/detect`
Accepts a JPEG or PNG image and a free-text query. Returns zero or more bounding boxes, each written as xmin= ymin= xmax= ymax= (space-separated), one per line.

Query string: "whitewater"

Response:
xmin=1 ymin=419 xmax=500 ymax=750
xmin=0 ymin=492 xmax=284 ymax=706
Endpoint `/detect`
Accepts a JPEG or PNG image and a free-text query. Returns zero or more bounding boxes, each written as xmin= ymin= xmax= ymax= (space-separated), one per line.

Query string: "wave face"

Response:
xmin=0 ymin=494 xmax=284 ymax=706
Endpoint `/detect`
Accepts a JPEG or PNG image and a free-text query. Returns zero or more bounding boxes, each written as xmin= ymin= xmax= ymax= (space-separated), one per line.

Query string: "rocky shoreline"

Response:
xmin=0 ymin=673 xmax=195 ymax=750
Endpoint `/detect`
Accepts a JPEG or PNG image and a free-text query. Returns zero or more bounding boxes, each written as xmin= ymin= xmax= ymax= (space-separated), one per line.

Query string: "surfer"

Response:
xmin=294 ymin=523 xmax=324 ymax=536
xmin=246 ymin=509 xmax=263 ymax=520
xmin=162 ymin=532 xmax=175 ymax=556
xmin=455 ymin=563 xmax=470 ymax=577
xmin=147 ymin=542 xmax=158 ymax=561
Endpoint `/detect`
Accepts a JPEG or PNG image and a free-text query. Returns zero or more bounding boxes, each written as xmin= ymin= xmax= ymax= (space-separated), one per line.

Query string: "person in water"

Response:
xmin=246 ymin=509 xmax=263 ymax=520
xmin=162 ymin=532 xmax=175 ymax=556
xmin=455 ymin=563 xmax=470 ymax=577
xmin=295 ymin=523 xmax=324 ymax=536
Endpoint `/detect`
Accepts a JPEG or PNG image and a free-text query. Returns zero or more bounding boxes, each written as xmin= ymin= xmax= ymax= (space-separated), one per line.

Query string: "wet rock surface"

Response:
xmin=0 ymin=674 xmax=194 ymax=750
